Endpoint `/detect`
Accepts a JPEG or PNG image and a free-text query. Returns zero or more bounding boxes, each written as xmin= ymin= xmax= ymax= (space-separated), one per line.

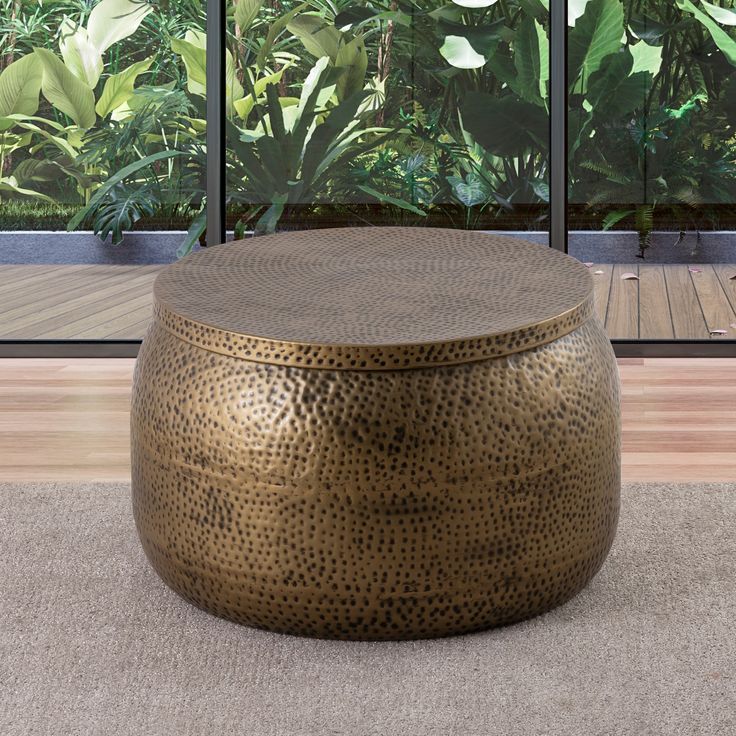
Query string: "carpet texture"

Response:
xmin=1 ymin=482 xmax=734 ymax=736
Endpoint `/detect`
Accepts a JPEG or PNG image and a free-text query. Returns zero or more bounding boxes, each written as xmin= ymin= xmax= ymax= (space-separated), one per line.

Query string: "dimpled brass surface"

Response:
xmin=131 ymin=228 xmax=620 ymax=640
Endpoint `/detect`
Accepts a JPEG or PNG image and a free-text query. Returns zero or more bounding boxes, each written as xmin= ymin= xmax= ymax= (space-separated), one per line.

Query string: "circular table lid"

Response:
xmin=153 ymin=227 xmax=594 ymax=370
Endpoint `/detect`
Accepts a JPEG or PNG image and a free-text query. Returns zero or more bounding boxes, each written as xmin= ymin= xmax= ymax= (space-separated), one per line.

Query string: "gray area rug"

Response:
xmin=1 ymin=482 xmax=734 ymax=736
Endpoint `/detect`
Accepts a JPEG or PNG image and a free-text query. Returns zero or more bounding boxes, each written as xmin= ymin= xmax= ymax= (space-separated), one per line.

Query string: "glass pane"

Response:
xmin=0 ymin=0 xmax=206 ymax=340
xmin=226 ymin=0 xmax=549 ymax=243
xmin=568 ymin=0 xmax=736 ymax=340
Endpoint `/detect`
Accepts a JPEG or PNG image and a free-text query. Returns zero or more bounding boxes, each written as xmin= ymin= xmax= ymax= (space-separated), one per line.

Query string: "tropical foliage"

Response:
xmin=0 ymin=0 xmax=734 ymax=254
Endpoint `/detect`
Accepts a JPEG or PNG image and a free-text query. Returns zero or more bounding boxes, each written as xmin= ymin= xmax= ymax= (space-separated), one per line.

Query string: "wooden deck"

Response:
xmin=594 ymin=263 xmax=736 ymax=339
xmin=0 ymin=265 xmax=161 ymax=339
xmin=1 ymin=263 xmax=735 ymax=340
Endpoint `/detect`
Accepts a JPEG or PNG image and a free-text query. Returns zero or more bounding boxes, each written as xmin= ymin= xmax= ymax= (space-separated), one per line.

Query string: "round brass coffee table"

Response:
xmin=131 ymin=227 xmax=620 ymax=640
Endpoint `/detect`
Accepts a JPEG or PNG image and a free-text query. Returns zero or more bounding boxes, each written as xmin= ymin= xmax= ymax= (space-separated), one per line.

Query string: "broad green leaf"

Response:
xmin=334 ymin=8 xmax=410 ymax=30
xmin=568 ymin=0 xmax=591 ymax=26
xmin=173 ymin=30 xmax=242 ymax=106
xmin=0 ymin=129 xmax=31 ymax=150
xmin=440 ymin=36 xmax=487 ymax=69
xmin=516 ymin=0 xmax=549 ymax=21
xmin=254 ymin=194 xmax=287 ymax=234
xmin=629 ymin=14 xmax=667 ymax=45
xmin=257 ymin=2 xmax=309 ymax=70
xmin=67 ymin=149 xmax=183 ymax=231
xmin=531 ymin=179 xmax=549 ymax=201
xmin=170 ymin=36 xmax=206 ymax=94
xmin=176 ymin=207 xmax=207 ymax=258
xmin=234 ymin=65 xmax=290 ymax=120
xmin=630 ymin=41 xmax=662 ymax=75
xmin=111 ymin=82 xmax=176 ymax=119
xmin=6 ymin=117 xmax=79 ymax=157
xmin=34 ymin=48 xmax=96 ymax=129
xmin=436 ymin=17 xmax=506 ymax=54
xmin=95 ymin=56 xmax=153 ymax=117
xmin=452 ymin=0 xmax=497 ymax=6
xmin=291 ymin=56 xmax=332 ymax=150
xmin=335 ymin=36 xmax=368 ymax=100
xmin=448 ymin=174 xmax=490 ymax=207
xmin=701 ymin=0 xmax=736 ymax=26
xmin=586 ymin=50 xmax=650 ymax=116
xmin=0 ymin=175 xmax=55 ymax=202
xmin=87 ymin=0 xmax=153 ymax=53
xmin=460 ymin=93 xmax=548 ymax=155
xmin=235 ymin=0 xmax=263 ymax=32
xmin=568 ymin=0 xmax=624 ymax=90
xmin=486 ymin=45 xmax=525 ymax=98
xmin=515 ymin=18 xmax=549 ymax=104
xmin=357 ymin=184 xmax=426 ymax=216
xmin=676 ymin=0 xmax=736 ymax=65
xmin=59 ymin=17 xmax=103 ymax=87
xmin=288 ymin=15 xmax=341 ymax=60
xmin=226 ymin=50 xmax=245 ymax=109
xmin=0 ymin=55 xmax=43 ymax=117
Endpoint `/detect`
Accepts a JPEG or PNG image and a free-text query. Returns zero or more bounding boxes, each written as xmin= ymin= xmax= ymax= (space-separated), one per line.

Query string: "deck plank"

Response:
xmin=0 ymin=265 xmax=96 ymax=299
xmin=1 ymin=270 xmax=159 ymax=338
xmin=591 ymin=263 xmax=613 ymax=326
xmin=606 ymin=264 xmax=639 ymax=339
xmin=23 ymin=292 xmax=155 ymax=339
xmin=713 ymin=265 xmax=736 ymax=335
xmin=2 ymin=263 xmax=736 ymax=342
xmin=0 ymin=266 xmax=158 ymax=325
xmin=639 ymin=264 xmax=674 ymax=339
xmin=688 ymin=264 xmax=736 ymax=338
xmin=663 ymin=265 xmax=710 ymax=339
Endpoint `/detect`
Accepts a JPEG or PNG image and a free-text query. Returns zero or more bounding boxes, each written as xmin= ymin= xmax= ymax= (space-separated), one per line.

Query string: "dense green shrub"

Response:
xmin=0 ymin=0 xmax=734 ymax=254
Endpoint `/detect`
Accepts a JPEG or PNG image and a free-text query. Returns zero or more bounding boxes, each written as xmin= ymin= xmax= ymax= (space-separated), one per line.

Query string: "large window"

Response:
xmin=567 ymin=0 xmax=736 ymax=342
xmin=1 ymin=0 xmax=734 ymax=350
xmin=0 ymin=0 xmax=205 ymax=341
xmin=224 ymin=0 xmax=549 ymax=240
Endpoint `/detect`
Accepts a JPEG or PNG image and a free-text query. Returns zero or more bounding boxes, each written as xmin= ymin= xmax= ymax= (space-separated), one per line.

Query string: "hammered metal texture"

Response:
xmin=132 ymin=230 xmax=621 ymax=640
xmin=153 ymin=228 xmax=594 ymax=369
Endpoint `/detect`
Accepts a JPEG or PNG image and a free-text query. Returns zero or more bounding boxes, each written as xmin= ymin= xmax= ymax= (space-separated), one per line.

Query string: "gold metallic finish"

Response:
xmin=153 ymin=228 xmax=594 ymax=370
xmin=132 ymin=228 xmax=621 ymax=640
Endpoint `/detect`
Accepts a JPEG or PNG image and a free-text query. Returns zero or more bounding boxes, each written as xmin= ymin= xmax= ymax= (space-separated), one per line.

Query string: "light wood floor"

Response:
xmin=0 ymin=358 xmax=733 ymax=483
xmin=2 ymin=264 xmax=736 ymax=339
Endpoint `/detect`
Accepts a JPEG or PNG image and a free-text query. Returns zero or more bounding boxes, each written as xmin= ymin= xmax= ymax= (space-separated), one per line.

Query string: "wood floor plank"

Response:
xmin=638 ymin=264 xmax=674 ymax=339
xmin=592 ymin=264 xmax=613 ymax=326
xmin=688 ymin=264 xmax=736 ymax=337
xmin=1 ymin=358 xmax=734 ymax=483
xmin=663 ymin=265 xmax=710 ymax=339
xmin=606 ymin=264 xmax=639 ymax=339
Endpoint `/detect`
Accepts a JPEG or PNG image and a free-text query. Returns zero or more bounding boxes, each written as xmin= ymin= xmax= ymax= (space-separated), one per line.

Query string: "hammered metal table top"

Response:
xmin=153 ymin=227 xmax=594 ymax=370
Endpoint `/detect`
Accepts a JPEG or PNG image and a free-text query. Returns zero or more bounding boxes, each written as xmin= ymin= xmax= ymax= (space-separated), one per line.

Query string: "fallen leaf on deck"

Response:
xmin=620 ymin=272 xmax=639 ymax=280
xmin=583 ymin=262 xmax=594 ymax=267
xmin=709 ymin=329 xmax=727 ymax=335
xmin=688 ymin=267 xmax=702 ymax=273
xmin=594 ymin=270 xmax=604 ymax=275
xmin=729 ymin=274 xmax=736 ymax=280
